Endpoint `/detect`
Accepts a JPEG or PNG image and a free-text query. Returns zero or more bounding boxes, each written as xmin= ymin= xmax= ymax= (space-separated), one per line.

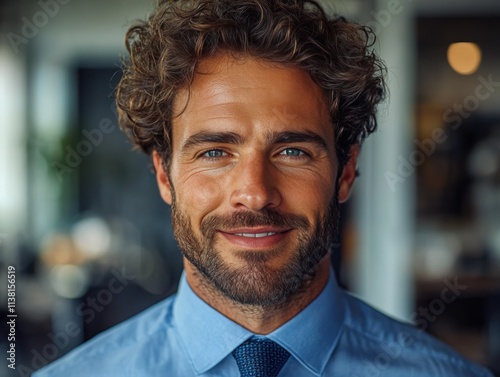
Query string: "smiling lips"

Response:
xmin=233 ymin=232 xmax=278 ymax=238
xmin=219 ymin=228 xmax=291 ymax=248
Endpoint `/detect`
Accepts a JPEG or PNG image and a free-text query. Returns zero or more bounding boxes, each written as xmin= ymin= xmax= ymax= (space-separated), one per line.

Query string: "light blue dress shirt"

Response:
xmin=34 ymin=267 xmax=493 ymax=376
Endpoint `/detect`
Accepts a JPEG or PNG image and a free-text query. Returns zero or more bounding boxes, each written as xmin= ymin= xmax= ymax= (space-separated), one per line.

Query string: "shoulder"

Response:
xmin=340 ymin=292 xmax=493 ymax=377
xmin=32 ymin=294 xmax=178 ymax=377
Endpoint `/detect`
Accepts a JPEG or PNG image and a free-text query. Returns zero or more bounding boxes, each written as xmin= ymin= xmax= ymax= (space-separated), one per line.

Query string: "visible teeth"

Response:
xmin=255 ymin=232 xmax=276 ymax=238
xmin=234 ymin=232 xmax=277 ymax=238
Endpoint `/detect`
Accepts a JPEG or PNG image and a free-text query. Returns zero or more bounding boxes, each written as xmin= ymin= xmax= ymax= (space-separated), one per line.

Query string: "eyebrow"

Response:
xmin=180 ymin=131 xmax=244 ymax=153
xmin=180 ymin=130 xmax=329 ymax=154
xmin=268 ymin=131 xmax=329 ymax=152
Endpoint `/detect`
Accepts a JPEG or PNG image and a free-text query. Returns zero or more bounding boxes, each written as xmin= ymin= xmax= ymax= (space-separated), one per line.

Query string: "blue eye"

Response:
xmin=201 ymin=149 xmax=227 ymax=158
xmin=280 ymin=148 xmax=306 ymax=157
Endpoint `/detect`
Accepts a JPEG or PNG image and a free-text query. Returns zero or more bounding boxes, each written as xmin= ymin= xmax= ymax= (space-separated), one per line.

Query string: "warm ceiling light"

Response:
xmin=447 ymin=42 xmax=482 ymax=75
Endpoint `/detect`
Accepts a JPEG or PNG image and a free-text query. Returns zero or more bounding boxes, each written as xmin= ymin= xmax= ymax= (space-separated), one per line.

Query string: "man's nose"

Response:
xmin=229 ymin=155 xmax=282 ymax=211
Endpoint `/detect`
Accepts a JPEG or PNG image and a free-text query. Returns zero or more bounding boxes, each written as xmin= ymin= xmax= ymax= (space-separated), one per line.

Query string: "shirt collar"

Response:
xmin=173 ymin=273 xmax=253 ymax=374
xmin=266 ymin=266 xmax=346 ymax=375
xmin=173 ymin=266 xmax=346 ymax=376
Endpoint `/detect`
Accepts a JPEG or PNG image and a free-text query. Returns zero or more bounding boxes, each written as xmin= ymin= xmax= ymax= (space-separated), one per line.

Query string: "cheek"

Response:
xmin=285 ymin=174 xmax=335 ymax=218
xmin=176 ymin=173 xmax=225 ymax=215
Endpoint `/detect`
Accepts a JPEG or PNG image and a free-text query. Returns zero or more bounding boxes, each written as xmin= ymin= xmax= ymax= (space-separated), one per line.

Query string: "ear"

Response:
xmin=337 ymin=144 xmax=360 ymax=203
xmin=152 ymin=151 xmax=173 ymax=205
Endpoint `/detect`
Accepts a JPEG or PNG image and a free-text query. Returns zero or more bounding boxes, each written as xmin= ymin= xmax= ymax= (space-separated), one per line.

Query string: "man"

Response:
xmin=35 ymin=0 xmax=493 ymax=376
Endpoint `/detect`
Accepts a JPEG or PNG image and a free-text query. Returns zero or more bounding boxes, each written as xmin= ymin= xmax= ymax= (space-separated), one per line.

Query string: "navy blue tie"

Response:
xmin=232 ymin=337 xmax=291 ymax=377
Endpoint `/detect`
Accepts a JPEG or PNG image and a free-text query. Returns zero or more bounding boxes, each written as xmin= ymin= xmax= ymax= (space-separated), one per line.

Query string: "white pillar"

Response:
xmin=352 ymin=0 xmax=416 ymax=320
xmin=0 ymin=46 xmax=27 ymax=236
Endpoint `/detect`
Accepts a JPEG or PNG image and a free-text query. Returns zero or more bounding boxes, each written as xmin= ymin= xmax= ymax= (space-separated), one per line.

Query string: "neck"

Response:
xmin=184 ymin=257 xmax=331 ymax=335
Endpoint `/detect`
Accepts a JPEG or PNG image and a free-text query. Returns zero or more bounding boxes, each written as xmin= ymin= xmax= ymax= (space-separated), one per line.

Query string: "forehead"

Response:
xmin=172 ymin=54 xmax=332 ymax=142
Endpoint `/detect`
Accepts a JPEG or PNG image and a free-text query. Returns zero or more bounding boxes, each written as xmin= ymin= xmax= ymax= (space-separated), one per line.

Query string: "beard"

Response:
xmin=170 ymin=185 xmax=340 ymax=308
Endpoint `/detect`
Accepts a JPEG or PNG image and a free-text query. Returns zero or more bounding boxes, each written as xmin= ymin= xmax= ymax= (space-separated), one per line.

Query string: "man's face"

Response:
xmin=154 ymin=54 xmax=357 ymax=306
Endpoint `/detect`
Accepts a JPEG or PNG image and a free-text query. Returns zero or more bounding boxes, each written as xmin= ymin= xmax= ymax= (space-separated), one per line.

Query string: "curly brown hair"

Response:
xmin=116 ymin=0 xmax=386 ymax=172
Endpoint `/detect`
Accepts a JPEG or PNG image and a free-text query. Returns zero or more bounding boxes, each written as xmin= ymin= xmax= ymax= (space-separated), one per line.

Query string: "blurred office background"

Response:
xmin=0 ymin=0 xmax=499 ymax=375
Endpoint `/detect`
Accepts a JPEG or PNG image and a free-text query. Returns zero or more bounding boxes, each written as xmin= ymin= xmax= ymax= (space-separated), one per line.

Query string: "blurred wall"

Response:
xmin=1 ymin=0 xmax=499 ymax=375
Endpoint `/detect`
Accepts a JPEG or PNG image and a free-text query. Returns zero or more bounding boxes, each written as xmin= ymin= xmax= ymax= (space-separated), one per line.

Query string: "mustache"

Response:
xmin=200 ymin=208 xmax=310 ymax=237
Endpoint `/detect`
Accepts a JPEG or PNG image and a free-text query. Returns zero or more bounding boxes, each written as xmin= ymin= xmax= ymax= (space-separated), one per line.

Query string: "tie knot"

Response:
xmin=232 ymin=337 xmax=290 ymax=377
